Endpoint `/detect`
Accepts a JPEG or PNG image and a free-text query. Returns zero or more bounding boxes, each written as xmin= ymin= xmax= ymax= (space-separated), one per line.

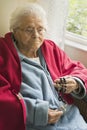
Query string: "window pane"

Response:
xmin=66 ymin=0 xmax=87 ymax=37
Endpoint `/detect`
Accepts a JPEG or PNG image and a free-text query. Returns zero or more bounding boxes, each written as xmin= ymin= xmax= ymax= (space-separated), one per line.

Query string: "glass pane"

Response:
xmin=66 ymin=0 xmax=87 ymax=37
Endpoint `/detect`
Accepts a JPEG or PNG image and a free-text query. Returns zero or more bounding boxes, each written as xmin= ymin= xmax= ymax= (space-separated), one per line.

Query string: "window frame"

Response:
xmin=65 ymin=31 xmax=87 ymax=51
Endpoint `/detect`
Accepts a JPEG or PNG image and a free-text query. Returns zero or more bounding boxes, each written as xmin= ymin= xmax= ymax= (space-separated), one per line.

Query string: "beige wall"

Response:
xmin=0 ymin=0 xmax=37 ymax=36
xmin=0 ymin=0 xmax=17 ymax=36
xmin=64 ymin=44 xmax=87 ymax=68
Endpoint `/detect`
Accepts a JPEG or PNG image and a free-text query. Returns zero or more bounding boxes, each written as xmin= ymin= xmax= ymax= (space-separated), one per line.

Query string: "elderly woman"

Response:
xmin=0 ymin=3 xmax=87 ymax=130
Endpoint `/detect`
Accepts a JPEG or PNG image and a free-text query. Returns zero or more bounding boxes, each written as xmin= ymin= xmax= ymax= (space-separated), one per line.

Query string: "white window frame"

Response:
xmin=65 ymin=31 xmax=87 ymax=51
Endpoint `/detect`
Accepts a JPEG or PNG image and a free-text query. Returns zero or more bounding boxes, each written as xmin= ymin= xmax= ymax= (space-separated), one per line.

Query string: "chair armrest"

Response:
xmin=74 ymin=97 xmax=87 ymax=122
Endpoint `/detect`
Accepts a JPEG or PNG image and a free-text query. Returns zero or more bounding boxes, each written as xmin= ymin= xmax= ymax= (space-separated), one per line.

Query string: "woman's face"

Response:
xmin=13 ymin=15 xmax=46 ymax=51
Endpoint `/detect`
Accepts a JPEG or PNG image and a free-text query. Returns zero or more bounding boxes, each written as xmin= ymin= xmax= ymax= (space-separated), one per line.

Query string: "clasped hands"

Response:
xmin=48 ymin=76 xmax=79 ymax=124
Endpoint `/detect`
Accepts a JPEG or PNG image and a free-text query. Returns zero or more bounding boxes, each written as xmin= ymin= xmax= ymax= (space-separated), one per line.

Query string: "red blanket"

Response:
xmin=41 ymin=39 xmax=87 ymax=103
xmin=0 ymin=32 xmax=26 ymax=130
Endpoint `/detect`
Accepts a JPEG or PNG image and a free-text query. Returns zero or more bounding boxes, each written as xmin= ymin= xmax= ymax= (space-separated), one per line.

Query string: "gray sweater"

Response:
xmin=18 ymin=50 xmax=87 ymax=130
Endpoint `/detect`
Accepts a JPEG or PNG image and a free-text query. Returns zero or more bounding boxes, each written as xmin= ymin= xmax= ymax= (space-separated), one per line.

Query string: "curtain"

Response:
xmin=36 ymin=0 xmax=69 ymax=49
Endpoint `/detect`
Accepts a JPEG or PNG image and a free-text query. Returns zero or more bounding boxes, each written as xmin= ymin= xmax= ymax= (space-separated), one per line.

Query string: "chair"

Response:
xmin=74 ymin=97 xmax=87 ymax=122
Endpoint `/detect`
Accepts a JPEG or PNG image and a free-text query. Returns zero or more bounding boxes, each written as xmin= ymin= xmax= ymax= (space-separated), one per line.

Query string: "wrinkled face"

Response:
xmin=13 ymin=14 xmax=47 ymax=51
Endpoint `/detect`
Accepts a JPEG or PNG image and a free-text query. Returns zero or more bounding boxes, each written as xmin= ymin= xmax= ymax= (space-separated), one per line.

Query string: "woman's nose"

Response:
xmin=32 ymin=29 xmax=39 ymax=37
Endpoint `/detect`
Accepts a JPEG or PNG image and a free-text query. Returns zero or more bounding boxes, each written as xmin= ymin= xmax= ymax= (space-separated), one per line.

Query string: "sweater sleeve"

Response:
xmin=20 ymin=80 xmax=49 ymax=127
xmin=71 ymin=77 xmax=86 ymax=99
xmin=24 ymin=97 xmax=49 ymax=126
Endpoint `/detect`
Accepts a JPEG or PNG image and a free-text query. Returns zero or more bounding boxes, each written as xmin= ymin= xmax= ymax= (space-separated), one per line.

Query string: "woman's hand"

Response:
xmin=48 ymin=108 xmax=63 ymax=124
xmin=54 ymin=76 xmax=79 ymax=94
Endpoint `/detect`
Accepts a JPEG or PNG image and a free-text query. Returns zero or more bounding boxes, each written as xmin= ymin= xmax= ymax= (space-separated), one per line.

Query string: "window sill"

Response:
xmin=65 ymin=31 xmax=87 ymax=51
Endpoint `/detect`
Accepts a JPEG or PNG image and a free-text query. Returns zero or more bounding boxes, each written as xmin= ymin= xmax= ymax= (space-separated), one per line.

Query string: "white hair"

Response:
xmin=10 ymin=3 xmax=48 ymax=31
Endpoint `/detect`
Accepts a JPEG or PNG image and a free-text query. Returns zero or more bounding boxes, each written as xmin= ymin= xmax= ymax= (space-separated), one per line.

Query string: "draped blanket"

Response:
xmin=0 ymin=32 xmax=26 ymax=130
xmin=41 ymin=39 xmax=87 ymax=103
xmin=0 ymin=32 xmax=87 ymax=129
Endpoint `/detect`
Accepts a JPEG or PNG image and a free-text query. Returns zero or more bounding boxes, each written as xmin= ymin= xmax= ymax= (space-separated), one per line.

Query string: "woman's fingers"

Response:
xmin=54 ymin=77 xmax=79 ymax=93
xmin=48 ymin=109 xmax=63 ymax=124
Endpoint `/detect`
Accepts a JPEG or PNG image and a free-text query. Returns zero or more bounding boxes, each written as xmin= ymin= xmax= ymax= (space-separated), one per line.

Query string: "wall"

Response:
xmin=0 ymin=0 xmax=18 ymax=36
xmin=64 ymin=44 xmax=87 ymax=67
xmin=0 ymin=0 xmax=36 ymax=36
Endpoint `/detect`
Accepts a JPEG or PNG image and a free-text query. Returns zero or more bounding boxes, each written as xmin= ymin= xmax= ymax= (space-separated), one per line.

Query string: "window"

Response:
xmin=66 ymin=0 xmax=87 ymax=37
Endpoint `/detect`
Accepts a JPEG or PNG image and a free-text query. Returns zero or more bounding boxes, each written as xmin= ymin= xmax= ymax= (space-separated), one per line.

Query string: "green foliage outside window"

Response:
xmin=66 ymin=0 xmax=87 ymax=37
